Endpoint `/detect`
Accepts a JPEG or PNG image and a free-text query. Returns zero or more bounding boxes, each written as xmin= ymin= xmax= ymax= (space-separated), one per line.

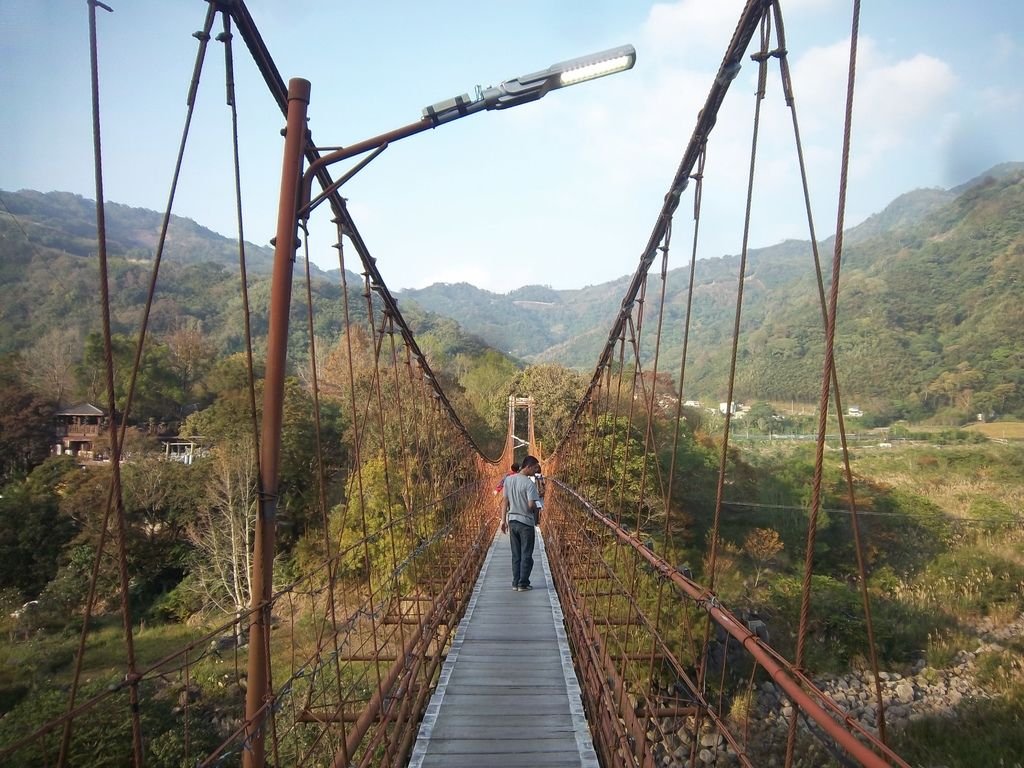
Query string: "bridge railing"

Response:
xmin=543 ymin=477 xmax=907 ymax=768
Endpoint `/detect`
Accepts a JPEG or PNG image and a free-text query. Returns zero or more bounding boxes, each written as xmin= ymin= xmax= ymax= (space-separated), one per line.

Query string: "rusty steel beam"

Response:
xmin=243 ymin=76 xmax=310 ymax=768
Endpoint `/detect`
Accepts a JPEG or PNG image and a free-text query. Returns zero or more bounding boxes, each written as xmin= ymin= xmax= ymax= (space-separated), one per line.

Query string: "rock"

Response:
xmin=887 ymin=704 xmax=908 ymax=720
xmin=700 ymin=732 xmax=723 ymax=748
xmin=895 ymin=681 xmax=915 ymax=704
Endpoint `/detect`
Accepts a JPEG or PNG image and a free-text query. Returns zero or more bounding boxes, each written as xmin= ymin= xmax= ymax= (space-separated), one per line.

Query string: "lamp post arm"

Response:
xmin=300 ymin=117 xmax=434 ymax=219
xmin=297 ymin=43 xmax=633 ymax=216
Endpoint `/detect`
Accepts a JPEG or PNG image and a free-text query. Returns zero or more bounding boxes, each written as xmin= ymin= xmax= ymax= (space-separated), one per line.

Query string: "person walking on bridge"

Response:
xmin=500 ymin=455 xmax=542 ymax=591
xmin=493 ymin=463 xmax=520 ymax=495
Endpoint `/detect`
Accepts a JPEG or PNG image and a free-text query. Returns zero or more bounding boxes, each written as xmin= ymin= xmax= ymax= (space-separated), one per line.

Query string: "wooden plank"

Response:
xmin=408 ymin=529 xmax=599 ymax=768
xmin=419 ymin=754 xmax=584 ymax=768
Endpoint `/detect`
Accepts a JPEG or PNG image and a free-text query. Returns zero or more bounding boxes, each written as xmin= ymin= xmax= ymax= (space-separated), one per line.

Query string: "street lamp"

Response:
xmin=300 ymin=44 xmax=636 ymax=216
xmin=246 ymin=46 xmax=634 ymax=768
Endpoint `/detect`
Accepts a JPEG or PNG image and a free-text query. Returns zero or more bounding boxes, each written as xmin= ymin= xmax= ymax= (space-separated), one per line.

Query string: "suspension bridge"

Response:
xmin=2 ymin=0 xmax=923 ymax=766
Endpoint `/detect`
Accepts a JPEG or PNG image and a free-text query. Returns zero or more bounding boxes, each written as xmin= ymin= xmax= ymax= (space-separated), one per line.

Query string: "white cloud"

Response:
xmin=643 ymin=0 xmax=748 ymax=60
xmin=978 ymin=85 xmax=1023 ymax=112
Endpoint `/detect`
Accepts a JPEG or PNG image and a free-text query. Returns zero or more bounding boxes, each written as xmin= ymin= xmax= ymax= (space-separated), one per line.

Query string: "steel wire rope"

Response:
xmin=615 ymin=285 xmax=669 ymax=766
xmin=190 ymin=481 xmax=477 ymax=765
xmin=538 ymin=0 xmax=899 ymax=760
xmin=339 ymin=270 xmax=394 ymax=767
xmin=787 ymin=3 xmax=885 ymax=764
xmin=571 ymin=344 xmax=629 ymax=760
xmin=195 ymin=228 xmax=360 ymax=765
xmin=360 ymin=300 xmax=409 ymax=767
xmin=551 ymin=0 xmax=768 ymax=458
xmin=201 ymin=512 xmax=469 ymax=766
xmin=520 ymin=0 xmax=905 ymax=765
xmin=295 ymin=223 xmax=348 ymax=764
xmin=642 ymin=410 xmax=682 ymax=768
xmin=46 ymin=6 xmax=220 ymax=762
xmin=308 ymin=221 xmax=357 ymax=765
xmin=600 ymin=330 xmax=634 ymax=763
xmin=378 ymin=315 xmax=429 ymax=766
xmin=383 ymin=319 xmax=436 ymax=746
xmin=661 ymin=149 xmax=707 ymax=687
xmin=217 ymin=11 xmax=262 ymax=465
xmin=768 ymin=1 xmax=890 ymax=747
xmin=215 ymin=16 xmax=273 ymax=763
xmin=690 ymin=15 xmax=775 ymax=765
xmin=57 ymin=3 xmax=161 ymax=764
xmin=556 ymin=481 xmax=757 ymax=768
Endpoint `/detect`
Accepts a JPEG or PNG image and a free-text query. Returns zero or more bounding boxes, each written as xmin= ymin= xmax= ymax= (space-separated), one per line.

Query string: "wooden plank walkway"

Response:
xmin=408 ymin=528 xmax=598 ymax=768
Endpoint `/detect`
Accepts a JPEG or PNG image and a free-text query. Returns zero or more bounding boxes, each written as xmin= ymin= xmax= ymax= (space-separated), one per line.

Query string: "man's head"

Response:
xmin=520 ymin=455 xmax=541 ymax=475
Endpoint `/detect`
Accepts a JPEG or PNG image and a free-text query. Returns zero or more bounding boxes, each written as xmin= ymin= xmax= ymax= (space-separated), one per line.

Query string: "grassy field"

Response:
xmin=964 ymin=420 xmax=1024 ymax=440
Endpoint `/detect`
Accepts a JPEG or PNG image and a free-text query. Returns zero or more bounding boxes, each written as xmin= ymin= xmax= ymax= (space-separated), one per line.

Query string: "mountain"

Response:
xmin=0 ymin=189 xmax=282 ymax=271
xmin=398 ymin=163 xmax=1024 ymax=419
xmin=3 ymin=163 xmax=1023 ymax=422
xmin=0 ymin=189 xmax=491 ymax=372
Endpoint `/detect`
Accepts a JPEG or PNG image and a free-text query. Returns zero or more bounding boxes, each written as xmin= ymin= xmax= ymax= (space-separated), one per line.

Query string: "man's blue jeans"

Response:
xmin=509 ymin=520 xmax=536 ymax=588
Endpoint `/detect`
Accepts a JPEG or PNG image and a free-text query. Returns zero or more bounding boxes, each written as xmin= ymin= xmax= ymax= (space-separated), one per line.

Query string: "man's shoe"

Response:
xmin=519 ymin=584 xmax=533 ymax=591
xmin=512 ymin=585 xmax=520 ymax=591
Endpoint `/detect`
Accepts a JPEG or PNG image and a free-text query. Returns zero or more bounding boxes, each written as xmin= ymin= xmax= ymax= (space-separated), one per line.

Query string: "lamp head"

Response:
xmin=481 ymin=44 xmax=636 ymax=110
xmin=422 ymin=44 xmax=635 ymax=125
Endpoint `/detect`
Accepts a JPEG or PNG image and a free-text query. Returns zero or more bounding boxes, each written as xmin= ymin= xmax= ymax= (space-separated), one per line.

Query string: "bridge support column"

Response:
xmin=244 ymin=76 xmax=310 ymax=768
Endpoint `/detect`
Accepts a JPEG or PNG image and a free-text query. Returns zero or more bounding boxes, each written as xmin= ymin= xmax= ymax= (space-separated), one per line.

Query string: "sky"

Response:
xmin=2 ymin=1 xmax=1022 ymax=294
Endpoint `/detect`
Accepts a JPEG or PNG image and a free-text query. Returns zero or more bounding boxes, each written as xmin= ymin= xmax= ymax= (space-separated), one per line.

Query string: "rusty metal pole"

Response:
xmin=243 ymin=76 xmax=310 ymax=768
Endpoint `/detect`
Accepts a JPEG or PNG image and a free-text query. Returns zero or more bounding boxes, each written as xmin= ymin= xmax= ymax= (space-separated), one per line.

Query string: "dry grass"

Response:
xmin=848 ymin=448 xmax=1024 ymax=519
xmin=964 ymin=421 xmax=1024 ymax=440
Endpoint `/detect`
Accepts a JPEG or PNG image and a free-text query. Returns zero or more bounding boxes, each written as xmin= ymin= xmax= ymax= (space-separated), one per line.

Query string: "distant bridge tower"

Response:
xmin=507 ymin=395 xmax=539 ymax=460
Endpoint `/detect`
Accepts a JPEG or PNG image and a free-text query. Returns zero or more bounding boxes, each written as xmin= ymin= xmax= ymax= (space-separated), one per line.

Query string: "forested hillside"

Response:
xmin=402 ymin=164 xmax=1024 ymax=422
xmin=0 ymin=188 xmax=518 ymax=446
xmin=4 ymin=163 xmax=1024 ymax=425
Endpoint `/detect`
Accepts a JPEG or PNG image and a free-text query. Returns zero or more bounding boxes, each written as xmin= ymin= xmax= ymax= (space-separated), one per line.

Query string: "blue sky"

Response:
xmin=2 ymin=1 xmax=1022 ymax=293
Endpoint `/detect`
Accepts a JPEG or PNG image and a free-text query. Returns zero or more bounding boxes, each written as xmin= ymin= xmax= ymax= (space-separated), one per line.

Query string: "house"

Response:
xmin=53 ymin=402 xmax=109 ymax=459
xmin=847 ymin=406 xmax=863 ymax=418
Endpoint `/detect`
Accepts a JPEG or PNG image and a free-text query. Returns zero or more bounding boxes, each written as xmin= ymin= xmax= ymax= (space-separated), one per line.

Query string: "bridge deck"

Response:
xmin=409 ymin=529 xmax=598 ymax=768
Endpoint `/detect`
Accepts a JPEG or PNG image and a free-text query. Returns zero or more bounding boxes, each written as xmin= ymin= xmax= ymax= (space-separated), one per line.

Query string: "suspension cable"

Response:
xmin=769 ymin=0 xmax=889 ymax=746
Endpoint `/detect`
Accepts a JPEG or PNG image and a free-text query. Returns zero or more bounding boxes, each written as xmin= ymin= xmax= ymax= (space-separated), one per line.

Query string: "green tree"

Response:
xmin=581 ymin=414 xmax=660 ymax=526
xmin=746 ymin=401 xmax=777 ymax=434
xmin=501 ymin=364 xmax=587 ymax=452
xmin=460 ymin=349 xmax=518 ymax=437
xmin=0 ymin=362 xmax=55 ymax=483
xmin=119 ymin=455 xmax=204 ymax=606
xmin=0 ymin=457 xmax=78 ymax=598
xmin=183 ymin=357 xmax=344 ymax=547
xmin=76 ymin=333 xmax=184 ymax=422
